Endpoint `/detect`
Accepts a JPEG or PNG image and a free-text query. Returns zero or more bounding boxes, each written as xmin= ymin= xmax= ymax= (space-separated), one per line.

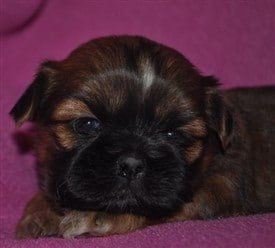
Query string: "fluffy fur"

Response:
xmin=10 ymin=36 xmax=275 ymax=239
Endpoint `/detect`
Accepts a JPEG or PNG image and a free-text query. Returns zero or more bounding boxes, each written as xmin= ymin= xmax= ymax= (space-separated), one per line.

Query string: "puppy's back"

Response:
xmin=224 ymin=86 xmax=275 ymax=106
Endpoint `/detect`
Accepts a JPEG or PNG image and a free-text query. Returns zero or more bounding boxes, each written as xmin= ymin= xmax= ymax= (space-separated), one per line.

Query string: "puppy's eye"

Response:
xmin=166 ymin=131 xmax=175 ymax=137
xmin=72 ymin=117 xmax=101 ymax=135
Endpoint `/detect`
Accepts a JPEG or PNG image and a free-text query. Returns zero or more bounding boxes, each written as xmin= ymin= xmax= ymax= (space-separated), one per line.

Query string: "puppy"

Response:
xmin=11 ymin=36 xmax=275 ymax=239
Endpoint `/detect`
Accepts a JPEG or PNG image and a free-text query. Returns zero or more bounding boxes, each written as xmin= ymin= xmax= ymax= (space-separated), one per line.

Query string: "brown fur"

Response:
xmin=52 ymin=99 xmax=92 ymax=121
xmin=10 ymin=36 xmax=275 ymax=239
xmin=184 ymin=141 xmax=203 ymax=164
xmin=180 ymin=118 xmax=207 ymax=138
xmin=16 ymin=193 xmax=61 ymax=239
xmin=51 ymin=125 xmax=76 ymax=150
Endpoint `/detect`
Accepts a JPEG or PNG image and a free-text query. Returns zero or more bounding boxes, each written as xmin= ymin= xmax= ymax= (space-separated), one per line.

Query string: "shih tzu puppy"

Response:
xmin=10 ymin=35 xmax=275 ymax=239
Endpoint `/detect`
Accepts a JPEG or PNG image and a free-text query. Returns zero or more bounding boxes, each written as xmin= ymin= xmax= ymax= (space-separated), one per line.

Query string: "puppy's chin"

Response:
xmin=58 ymin=182 xmax=188 ymax=219
xmin=55 ymin=134 xmax=191 ymax=219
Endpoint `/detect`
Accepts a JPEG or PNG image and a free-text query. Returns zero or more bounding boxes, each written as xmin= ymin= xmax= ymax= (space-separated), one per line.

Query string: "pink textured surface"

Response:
xmin=1 ymin=0 xmax=275 ymax=247
xmin=0 ymin=0 xmax=44 ymax=33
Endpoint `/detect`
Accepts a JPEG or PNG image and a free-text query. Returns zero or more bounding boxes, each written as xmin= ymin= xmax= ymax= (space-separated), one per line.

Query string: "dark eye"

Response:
xmin=166 ymin=131 xmax=176 ymax=137
xmin=72 ymin=117 xmax=101 ymax=135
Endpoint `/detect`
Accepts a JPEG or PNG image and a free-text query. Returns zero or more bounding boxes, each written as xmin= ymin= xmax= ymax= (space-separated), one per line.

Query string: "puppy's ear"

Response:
xmin=10 ymin=61 xmax=58 ymax=126
xmin=204 ymin=77 xmax=234 ymax=152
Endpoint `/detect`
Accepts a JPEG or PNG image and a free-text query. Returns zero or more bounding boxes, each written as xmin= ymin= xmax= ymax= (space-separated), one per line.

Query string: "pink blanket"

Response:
xmin=1 ymin=1 xmax=275 ymax=247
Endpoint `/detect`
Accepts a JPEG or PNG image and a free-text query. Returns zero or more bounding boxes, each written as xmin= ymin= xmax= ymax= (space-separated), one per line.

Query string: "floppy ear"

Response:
xmin=9 ymin=61 xmax=58 ymax=126
xmin=204 ymin=78 xmax=234 ymax=152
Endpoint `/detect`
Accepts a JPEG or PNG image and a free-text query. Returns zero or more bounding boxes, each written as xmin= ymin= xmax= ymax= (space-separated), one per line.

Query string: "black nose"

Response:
xmin=117 ymin=156 xmax=144 ymax=179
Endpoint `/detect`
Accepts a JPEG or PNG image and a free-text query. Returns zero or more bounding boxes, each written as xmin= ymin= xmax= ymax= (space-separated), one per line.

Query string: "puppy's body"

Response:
xmin=10 ymin=36 xmax=275 ymax=238
xmin=225 ymin=87 xmax=275 ymax=212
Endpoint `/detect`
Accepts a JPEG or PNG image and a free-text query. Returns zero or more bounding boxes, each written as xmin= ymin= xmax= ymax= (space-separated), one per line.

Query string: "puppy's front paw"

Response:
xmin=59 ymin=211 xmax=112 ymax=239
xmin=59 ymin=211 xmax=147 ymax=239
xmin=16 ymin=211 xmax=60 ymax=239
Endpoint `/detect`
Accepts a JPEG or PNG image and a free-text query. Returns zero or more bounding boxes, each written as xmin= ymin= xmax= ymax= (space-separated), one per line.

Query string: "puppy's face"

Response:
xmin=11 ymin=36 xmax=229 ymax=219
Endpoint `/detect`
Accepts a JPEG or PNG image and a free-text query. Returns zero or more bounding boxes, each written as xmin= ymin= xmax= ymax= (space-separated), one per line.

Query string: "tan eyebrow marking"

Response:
xmin=184 ymin=140 xmax=203 ymax=164
xmin=51 ymin=124 xmax=76 ymax=150
xmin=179 ymin=118 xmax=207 ymax=137
xmin=52 ymin=99 xmax=92 ymax=121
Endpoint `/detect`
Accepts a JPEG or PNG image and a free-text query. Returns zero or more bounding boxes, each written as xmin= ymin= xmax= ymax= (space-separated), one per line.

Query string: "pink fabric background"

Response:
xmin=1 ymin=0 xmax=275 ymax=247
xmin=0 ymin=0 xmax=44 ymax=33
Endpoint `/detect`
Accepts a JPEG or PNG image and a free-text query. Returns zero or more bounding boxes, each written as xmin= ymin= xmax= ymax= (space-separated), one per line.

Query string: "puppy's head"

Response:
xmin=10 ymin=36 xmax=233 ymax=219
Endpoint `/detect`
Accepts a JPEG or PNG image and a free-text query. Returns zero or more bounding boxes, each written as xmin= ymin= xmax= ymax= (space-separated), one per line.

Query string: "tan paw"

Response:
xmin=16 ymin=211 xmax=60 ymax=239
xmin=59 ymin=211 xmax=112 ymax=239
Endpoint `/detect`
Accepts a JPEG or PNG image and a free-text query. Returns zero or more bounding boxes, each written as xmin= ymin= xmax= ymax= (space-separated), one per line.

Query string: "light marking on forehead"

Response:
xmin=139 ymin=57 xmax=156 ymax=90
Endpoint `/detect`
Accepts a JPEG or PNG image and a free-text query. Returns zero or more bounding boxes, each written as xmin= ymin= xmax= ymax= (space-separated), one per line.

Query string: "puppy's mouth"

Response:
xmin=57 ymin=179 xmax=146 ymax=216
xmin=56 ymin=166 xmax=188 ymax=219
xmin=110 ymin=175 xmax=146 ymax=200
xmin=54 ymin=141 xmax=190 ymax=219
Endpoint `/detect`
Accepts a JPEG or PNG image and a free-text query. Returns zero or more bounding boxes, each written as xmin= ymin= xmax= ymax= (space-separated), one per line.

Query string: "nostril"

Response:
xmin=119 ymin=163 xmax=129 ymax=177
